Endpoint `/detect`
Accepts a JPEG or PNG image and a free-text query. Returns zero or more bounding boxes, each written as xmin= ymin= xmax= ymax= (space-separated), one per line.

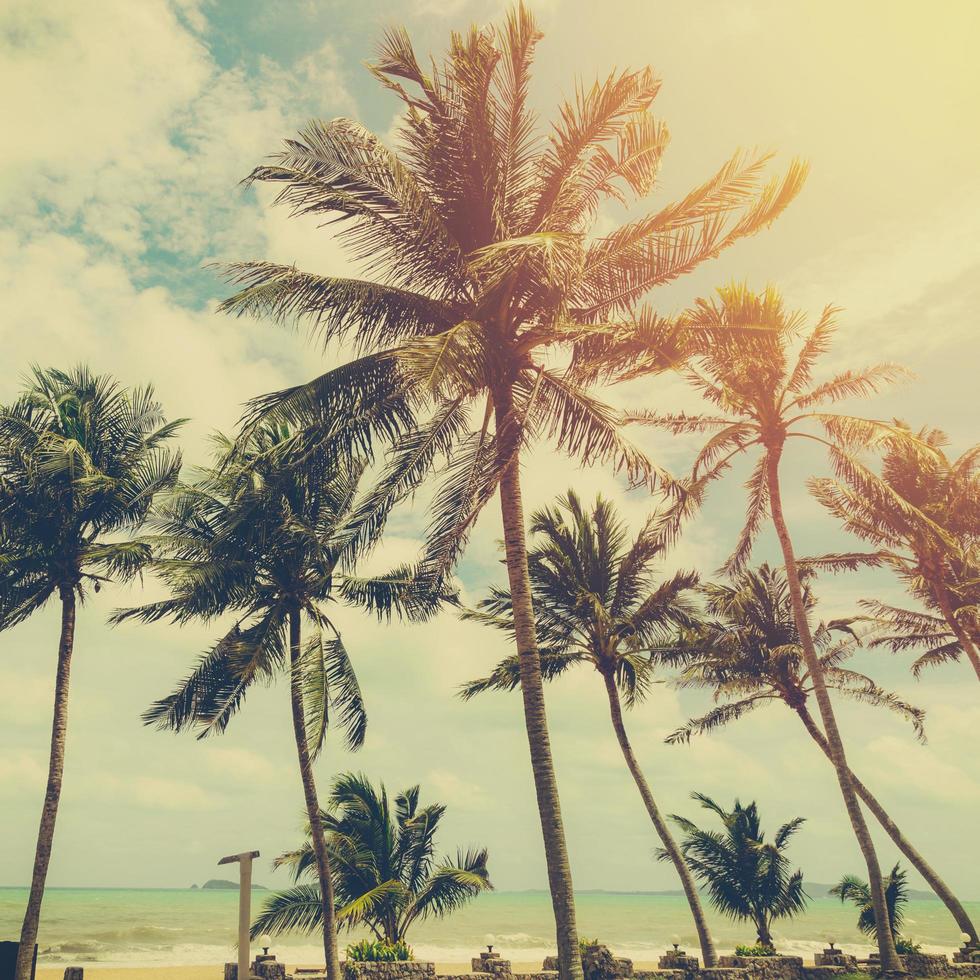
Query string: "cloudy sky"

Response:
xmin=1 ymin=0 xmax=978 ymax=900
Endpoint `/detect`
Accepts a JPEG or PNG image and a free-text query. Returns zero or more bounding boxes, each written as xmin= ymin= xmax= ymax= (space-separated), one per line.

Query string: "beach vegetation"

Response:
xmin=215 ymin=3 xmax=805 ymax=973
xmin=734 ymin=944 xmax=778 ymax=957
xmin=831 ymin=863 xmax=910 ymax=943
xmin=807 ymin=423 xmax=980 ymax=682
xmin=252 ymin=772 xmax=491 ymax=946
xmin=345 ymin=939 xmax=414 ymax=962
xmin=0 ymin=365 xmax=183 ymax=980
xmin=665 ymin=563 xmax=977 ymax=944
xmin=664 ymin=792 xmax=808 ymax=952
xmin=115 ymin=425 xmax=441 ymax=980
xmin=627 ymin=284 xmax=928 ymax=974
xmin=461 ymin=490 xmax=717 ymax=965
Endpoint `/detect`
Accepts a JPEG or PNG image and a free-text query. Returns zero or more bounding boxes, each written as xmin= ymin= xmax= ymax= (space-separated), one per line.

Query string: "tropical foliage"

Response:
xmin=345 ymin=940 xmax=414 ymax=962
xmin=831 ymin=864 xmax=909 ymax=942
xmin=115 ymin=424 xmax=441 ymax=980
xmin=215 ymin=7 xmax=806 ymax=974
xmin=0 ymin=366 xmax=183 ymax=980
xmin=461 ymin=490 xmax=716 ymax=965
xmin=252 ymin=773 xmax=492 ymax=944
xmin=808 ymin=423 xmax=980 ymax=681
xmin=627 ymin=284 xmax=920 ymax=972
xmin=665 ymin=794 xmax=808 ymax=950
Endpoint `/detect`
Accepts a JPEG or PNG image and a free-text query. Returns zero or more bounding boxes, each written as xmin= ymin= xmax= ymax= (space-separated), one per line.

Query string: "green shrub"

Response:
xmin=579 ymin=938 xmax=601 ymax=954
xmin=345 ymin=939 xmax=414 ymax=962
xmin=894 ymin=937 xmax=921 ymax=955
xmin=734 ymin=943 xmax=778 ymax=957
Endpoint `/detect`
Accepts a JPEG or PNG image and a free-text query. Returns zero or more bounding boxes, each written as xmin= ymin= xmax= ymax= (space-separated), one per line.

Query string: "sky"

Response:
xmin=0 ymin=0 xmax=978 ymax=901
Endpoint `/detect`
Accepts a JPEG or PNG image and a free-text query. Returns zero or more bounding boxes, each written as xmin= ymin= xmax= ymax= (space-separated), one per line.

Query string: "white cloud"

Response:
xmin=0 ymin=752 xmax=46 ymax=794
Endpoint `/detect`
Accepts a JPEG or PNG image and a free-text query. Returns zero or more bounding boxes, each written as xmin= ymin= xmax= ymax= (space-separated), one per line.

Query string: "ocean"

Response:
xmin=0 ymin=888 xmax=974 ymax=969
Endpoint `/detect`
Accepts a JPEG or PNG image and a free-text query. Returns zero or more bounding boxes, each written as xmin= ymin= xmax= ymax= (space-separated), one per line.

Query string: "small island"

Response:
xmin=194 ymin=879 xmax=267 ymax=890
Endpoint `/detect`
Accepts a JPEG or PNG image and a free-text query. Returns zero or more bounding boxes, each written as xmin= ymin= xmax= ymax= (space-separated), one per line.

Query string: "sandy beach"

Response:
xmin=37 ymin=966 xmax=628 ymax=980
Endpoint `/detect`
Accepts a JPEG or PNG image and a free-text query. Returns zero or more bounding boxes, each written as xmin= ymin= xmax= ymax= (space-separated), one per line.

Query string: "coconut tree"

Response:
xmin=808 ymin=424 xmax=980 ymax=681
xmin=215 ymin=7 xmax=806 ymax=975
xmin=664 ymin=794 xmax=808 ymax=951
xmin=114 ymin=425 xmax=439 ymax=980
xmin=0 ymin=366 xmax=183 ymax=980
xmin=252 ymin=772 xmax=492 ymax=945
xmin=832 ymin=864 xmax=910 ymax=947
xmin=460 ymin=490 xmax=717 ymax=965
xmin=667 ymin=563 xmax=977 ymax=944
xmin=627 ymin=285 xmax=924 ymax=975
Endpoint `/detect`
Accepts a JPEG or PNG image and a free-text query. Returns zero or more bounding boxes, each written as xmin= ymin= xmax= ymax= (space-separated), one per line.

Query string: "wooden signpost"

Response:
xmin=219 ymin=850 xmax=260 ymax=980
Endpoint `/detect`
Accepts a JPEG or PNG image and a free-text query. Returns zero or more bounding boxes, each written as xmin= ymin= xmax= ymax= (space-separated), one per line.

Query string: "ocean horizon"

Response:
xmin=1 ymin=887 xmax=975 ymax=969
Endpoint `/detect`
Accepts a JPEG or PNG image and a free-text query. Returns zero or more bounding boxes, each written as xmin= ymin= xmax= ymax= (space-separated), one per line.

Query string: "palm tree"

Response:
xmin=114 ymin=425 xmax=439 ymax=980
xmin=461 ymin=490 xmax=717 ymax=965
xmin=627 ymin=284 xmax=923 ymax=975
xmin=214 ymin=8 xmax=806 ymax=976
xmin=667 ymin=564 xmax=977 ymax=944
xmin=664 ymin=794 xmax=808 ymax=951
xmin=252 ymin=772 xmax=492 ymax=946
xmin=831 ymin=864 xmax=909 ymax=946
xmin=0 ymin=366 xmax=183 ymax=980
xmin=808 ymin=424 xmax=980 ymax=681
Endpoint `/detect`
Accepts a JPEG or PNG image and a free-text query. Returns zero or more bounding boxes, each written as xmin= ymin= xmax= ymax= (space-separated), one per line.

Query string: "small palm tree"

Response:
xmin=832 ymin=864 xmax=909 ymax=945
xmin=252 ymin=772 xmax=492 ymax=945
xmin=668 ymin=564 xmax=977 ymax=944
xmin=809 ymin=424 xmax=980 ymax=681
xmin=0 ymin=366 xmax=183 ymax=980
xmin=627 ymin=285 xmax=922 ymax=975
xmin=665 ymin=794 xmax=808 ymax=951
xmin=461 ymin=491 xmax=717 ymax=965
xmin=216 ymin=8 xmax=806 ymax=975
xmin=114 ymin=425 xmax=439 ymax=980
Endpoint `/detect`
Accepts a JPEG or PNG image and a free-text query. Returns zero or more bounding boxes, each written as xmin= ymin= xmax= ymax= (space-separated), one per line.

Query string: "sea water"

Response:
xmin=0 ymin=888 xmax=974 ymax=968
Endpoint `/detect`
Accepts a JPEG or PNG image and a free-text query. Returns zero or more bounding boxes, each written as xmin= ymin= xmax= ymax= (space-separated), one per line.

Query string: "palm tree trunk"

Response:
xmin=288 ymin=607 xmax=342 ymax=980
xmin=600 ymin=670 xmax=717 ymax=966
xmin=930 ymin=584 xmax=980 ymax=682
xmin=764 ymin=449 xmax=905 ymax=977
xmin=16 ymin=589 xmax=76 ymax=980
xmin=494 ymin=388 xmax=583 ymax=980
xmin=795 ymin=705 xmax=977 ymax=943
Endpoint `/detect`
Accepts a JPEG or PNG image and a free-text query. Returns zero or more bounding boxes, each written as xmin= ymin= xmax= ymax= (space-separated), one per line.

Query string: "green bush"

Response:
xmin=734 ymin=944 xmax=778 ymax=957
xmin=345 ymin=939 xmax=414 ymax=962
xmin=579 ymin=938 xmax=601 ymax=954
xmin=894 ymin=937 xmax=921 ymax=955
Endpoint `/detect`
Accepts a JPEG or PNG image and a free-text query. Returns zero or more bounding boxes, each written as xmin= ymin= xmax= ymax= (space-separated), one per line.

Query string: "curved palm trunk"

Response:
xmin=495 ymin=390 xmax=583 ymax=980
xmin=795 ymin=705 xmax=977 ymax=943
xmin=765 ymin=450 xmax=905 ymax=977
xmin=288 ymin=608 xmax=342 ymax=980
xmin=600 ymin=671 xmax=717 ymax=966
xmin=930 ymin=584 xmax=980 ymax=682
xmin=16 ymin=590 xmax=76 ymax=980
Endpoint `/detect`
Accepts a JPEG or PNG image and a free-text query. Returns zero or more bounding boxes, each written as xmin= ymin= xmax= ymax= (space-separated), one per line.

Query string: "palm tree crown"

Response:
xmin=831 ymin=864 xmax=909 ymax=942
xmin=461 ymin=490 xmax=699 ymax=700
xmin=218 ymin=7 xmax=806 ymax=581
xmin=809 ymin=423 xmax=980 ymax=680
xmin=0 ymin=365 xmax=183 ymax=624
xmin=253 ymin=772 xmax=492 ymax=944
xmin=665 ymin=794 xmax=808 ymax=950
xmin=667 ymin=564 xmax=925 ymax=744
xmin=118 ymin=424 xmax=437 ymax=747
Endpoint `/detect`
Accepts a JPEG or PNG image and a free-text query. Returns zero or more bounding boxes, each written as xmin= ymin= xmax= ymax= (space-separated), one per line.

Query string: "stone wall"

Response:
xmin=344 ymin=962 xmax=436 ymax=980
xmin=717 ymin=955 xmax=802 ymax=980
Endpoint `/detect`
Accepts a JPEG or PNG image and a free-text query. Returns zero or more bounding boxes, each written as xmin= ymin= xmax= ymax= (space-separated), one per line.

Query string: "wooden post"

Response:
xmin=219 ymin=849 xmax=260 ymax=980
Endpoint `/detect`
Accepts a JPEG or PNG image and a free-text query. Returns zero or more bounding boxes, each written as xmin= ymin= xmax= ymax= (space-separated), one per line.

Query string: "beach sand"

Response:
xmin=37 ymin=964 xmax=662 ymax=979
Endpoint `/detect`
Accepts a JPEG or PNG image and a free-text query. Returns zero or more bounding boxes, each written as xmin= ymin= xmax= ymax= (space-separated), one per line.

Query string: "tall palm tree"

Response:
xmin=214 ymin=8 xmax=806 ymax=976
xmin=627 ymin=284 xmax=925 ymax=975
xmin=832 ymin=864 xmax=910 ymax=945
xmin=808 ymin=424 xmax=980 ymax=681
xmin=664 ymin=794 xmax=808 ymax=951
xmin=114 ymin=425 xmax=439 ymax=980
xmin=252 ymin=772 xmax=492 ymax=945
xmin=460 ymin=491 xmax=717 ymax=965
xmin=667 ymin=564 xmax=977 ymax=944
xmin=0 ymin=366 xmax=183 ymax=980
